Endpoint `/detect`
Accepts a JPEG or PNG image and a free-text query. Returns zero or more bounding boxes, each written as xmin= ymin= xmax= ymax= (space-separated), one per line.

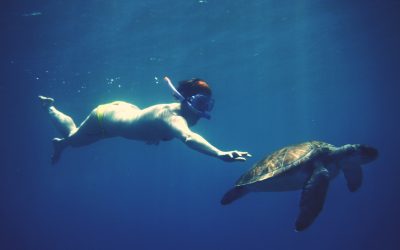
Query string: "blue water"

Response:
xmin=1 ymin=0 xmax=399 ymax=249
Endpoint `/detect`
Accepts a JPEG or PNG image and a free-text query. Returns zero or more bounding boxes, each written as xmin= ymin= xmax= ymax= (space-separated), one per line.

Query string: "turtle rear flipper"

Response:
xmin=221 ymin=186 xmax=248 ymax=205
xmin=295 ymin=166 xmax=330 ymax=231
xmin=342 ymin=164 xmax=363 ymax=192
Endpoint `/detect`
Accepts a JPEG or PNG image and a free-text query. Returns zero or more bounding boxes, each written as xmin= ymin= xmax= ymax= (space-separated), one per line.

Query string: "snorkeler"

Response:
xmin=39 ymin=77 xmax=251 ymax=164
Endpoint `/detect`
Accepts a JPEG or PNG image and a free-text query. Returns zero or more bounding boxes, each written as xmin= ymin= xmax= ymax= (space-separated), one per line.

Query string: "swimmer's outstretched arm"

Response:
xmin=168 ymin=116 xmax=251 ymax=162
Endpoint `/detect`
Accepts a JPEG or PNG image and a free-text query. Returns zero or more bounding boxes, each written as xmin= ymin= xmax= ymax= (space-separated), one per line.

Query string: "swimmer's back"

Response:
xmin=95 ymin=101 xmax=177 ymax=141
xmin=97 ymin=101 xmax=140 ymax=120
xmin=100 ymin=101 xmax=140 ymax=111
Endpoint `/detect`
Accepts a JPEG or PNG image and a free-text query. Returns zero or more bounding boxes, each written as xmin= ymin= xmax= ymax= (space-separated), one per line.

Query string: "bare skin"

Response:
xmin=39 ymin=78 xmax=251 ymax=164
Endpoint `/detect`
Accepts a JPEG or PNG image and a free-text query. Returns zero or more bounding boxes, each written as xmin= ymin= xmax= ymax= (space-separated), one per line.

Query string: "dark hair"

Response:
xmin=177 ymin=78 xmax=212 ymax=99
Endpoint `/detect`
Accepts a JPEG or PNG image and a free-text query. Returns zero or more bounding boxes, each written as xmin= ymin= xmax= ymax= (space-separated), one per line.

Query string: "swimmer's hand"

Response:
xmin=218 ymin=151 xmax=252 ymax=162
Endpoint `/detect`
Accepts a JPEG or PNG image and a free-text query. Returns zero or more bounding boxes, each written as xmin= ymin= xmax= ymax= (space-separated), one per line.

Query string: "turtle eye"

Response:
xmin=360 ymin=145 xmax=378 ymax=159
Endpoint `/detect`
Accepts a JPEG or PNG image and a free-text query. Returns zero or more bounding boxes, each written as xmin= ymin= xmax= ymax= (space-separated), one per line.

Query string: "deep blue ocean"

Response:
xmin=1 ymin=0 xmax=399 ymax=249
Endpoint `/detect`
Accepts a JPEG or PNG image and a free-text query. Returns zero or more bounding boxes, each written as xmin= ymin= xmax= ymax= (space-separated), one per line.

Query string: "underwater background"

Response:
xmin=1 ymin=0 xmax=399 ymax=249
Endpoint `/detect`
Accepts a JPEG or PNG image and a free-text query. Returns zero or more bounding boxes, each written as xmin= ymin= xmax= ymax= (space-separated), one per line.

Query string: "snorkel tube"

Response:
xmin=164 ymin=76 xmax=185 ymax=102
xmin=163 ymin=76 xmax=212 ymax=119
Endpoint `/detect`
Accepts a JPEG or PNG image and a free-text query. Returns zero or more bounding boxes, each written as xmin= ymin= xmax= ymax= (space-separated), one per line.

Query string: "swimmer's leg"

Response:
xmin=51 ymin=137 xmax=67 ymax=165
xmin=38 ymin=95 xmax=77 ymax=137
xmin=49 ymin=112 xmax=100 ymax=165
xmin=39 ymin=95 xmax=78 ymax=164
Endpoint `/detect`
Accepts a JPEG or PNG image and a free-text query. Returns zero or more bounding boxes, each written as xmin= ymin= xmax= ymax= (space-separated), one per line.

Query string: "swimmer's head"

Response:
xmin=177 ymin=78 xmax=214 ymax=119
xmin=177 ymin=78 xmax=212 ymax=98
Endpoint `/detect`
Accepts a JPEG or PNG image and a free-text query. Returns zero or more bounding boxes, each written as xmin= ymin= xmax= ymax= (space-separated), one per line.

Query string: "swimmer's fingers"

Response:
xmin=220 ymin=150 xmax=252 ymax=162
xmin=231 ymin=151 xmax=252 ymax=159
xmin=235 ymin=151 xmax=252 ymax=158
xmin=234 ymin=156 xmax=247 ymax=161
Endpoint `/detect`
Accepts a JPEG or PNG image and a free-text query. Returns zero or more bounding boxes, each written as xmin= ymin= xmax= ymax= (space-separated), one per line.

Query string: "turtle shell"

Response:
xmin=236 ymin=141 xmax=334 ymax=186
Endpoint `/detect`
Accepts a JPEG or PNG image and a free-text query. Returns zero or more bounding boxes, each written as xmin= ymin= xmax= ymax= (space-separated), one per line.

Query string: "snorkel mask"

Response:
xmin=164 ymin=77 xmax=214 ymax=119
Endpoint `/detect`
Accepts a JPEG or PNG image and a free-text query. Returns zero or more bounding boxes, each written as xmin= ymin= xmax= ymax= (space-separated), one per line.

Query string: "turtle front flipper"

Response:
xmin=342 ymin=164 xmax=363 ymax=192
xmin=295 ymin=166 xmax=330 ymax=231
xmin=221 ymin=186 xmax=248 ymax=205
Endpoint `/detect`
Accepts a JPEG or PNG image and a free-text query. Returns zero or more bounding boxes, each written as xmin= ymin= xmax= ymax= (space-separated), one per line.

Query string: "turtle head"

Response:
xmin=339 ymin=144 xmax=379 ymax=165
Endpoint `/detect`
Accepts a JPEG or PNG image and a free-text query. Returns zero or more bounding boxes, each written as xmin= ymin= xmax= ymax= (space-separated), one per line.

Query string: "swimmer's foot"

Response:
xmin=51 ymin=137 xmax=66 ymax=165
xmin=38 ymin=95 xmax=54 ymax=109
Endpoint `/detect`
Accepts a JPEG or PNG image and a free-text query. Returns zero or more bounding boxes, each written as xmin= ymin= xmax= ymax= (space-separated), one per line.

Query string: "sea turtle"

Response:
xmin=221 ymin=141 xmax=378 ymax=231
